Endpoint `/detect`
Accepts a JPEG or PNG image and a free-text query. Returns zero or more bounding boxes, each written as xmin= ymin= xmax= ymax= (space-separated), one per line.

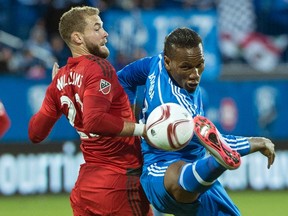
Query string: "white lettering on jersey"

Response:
xmin=57 ymin=71 xmax=83 ymax=91
xmin=148 ymin=72 xmax=156 ymax=100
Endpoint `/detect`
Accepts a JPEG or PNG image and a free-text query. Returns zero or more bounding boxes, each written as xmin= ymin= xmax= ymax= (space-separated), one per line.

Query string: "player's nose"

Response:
xmin=189 ymin=68 xmax=200 ymax=79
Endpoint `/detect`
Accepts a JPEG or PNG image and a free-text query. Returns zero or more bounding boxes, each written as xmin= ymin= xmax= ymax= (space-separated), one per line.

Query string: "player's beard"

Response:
xmin=86 ymin=40 xmax=110 ymax=59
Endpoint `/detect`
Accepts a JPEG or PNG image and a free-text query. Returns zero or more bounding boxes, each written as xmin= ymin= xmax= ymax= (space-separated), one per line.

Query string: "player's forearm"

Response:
xmin=83 ymin=111 xmax=123 ymax=135
xmin=222 ymin=134 xmax=250 ymax=156
xmin=84 ymin=114 xmax=144 ymax=137
xmin=119 ymin=122 xmax=145 ymax=137
xmin=247 ymin=137 xmax=275 ymax=169
xmin=28 ymin=112 xmax=57 ymax=143
xmin=247 ymin=137 xmax=269 ymax=153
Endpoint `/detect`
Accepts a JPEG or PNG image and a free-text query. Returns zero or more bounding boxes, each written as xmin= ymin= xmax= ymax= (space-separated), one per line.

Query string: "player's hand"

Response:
xmin=52 ymin=62 xmax=59 ymax=80
xmin=259 ymin=138 xmax=275 ymax=169
xmin=248 ymin=137 xmax=276 ymax=169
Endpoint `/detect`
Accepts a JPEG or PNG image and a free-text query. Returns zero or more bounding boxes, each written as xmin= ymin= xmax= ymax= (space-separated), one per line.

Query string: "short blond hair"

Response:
xmin=59 ymin=6 xmax=99 ymax=45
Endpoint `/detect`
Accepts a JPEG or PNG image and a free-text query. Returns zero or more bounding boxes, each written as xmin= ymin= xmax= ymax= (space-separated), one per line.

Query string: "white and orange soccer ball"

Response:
xmin=145 ymin=103 xmax=194 ymax=151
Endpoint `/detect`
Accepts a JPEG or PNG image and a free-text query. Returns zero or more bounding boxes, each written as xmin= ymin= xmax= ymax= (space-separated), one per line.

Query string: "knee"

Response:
xmin=164 ymin=161 xmax=199 ymax=203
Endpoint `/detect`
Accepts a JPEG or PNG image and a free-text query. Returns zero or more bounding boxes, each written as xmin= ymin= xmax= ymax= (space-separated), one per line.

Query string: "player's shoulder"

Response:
xmin=84 ymin=55 xmax=114 ymax=69
xmin=83 ymin=55 xmax=115 ymax=79
xmin=46 ymin=80 xmax=60 ymax=98
xmin=141 ymin=53 xmax=162 ymax=66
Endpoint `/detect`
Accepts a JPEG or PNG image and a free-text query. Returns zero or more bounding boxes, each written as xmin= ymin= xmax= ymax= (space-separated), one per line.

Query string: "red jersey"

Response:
xmin=28 ymin=55 xmax=143 ymax=173
xmin=0 ymin=101 xmax=11 ymax=137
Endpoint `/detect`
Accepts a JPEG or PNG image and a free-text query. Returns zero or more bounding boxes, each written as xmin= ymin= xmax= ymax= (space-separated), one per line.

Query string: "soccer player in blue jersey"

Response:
xmin=117 ymin=27 xmax=276 ymax=215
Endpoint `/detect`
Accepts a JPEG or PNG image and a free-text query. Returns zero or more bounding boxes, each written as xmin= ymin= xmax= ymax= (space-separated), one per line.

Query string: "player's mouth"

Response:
xmin=187 ymin=80 xmax=199 ymax=88
xmin=101 ymin=40 xmax=107 ymax=46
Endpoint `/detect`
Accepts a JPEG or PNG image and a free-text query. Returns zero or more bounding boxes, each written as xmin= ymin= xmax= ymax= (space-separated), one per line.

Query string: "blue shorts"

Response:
xmin=141 ymin=161 xmax=241 ymax=216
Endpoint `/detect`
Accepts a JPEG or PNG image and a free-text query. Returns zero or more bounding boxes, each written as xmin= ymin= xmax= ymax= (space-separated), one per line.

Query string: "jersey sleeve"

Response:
xmin=117 ymin=57 xmax=153 ymax=105
xmin=28 ymin=111 xmax=59 ymax=143
xmin=28 ymin=86 xmax=61 ymax=143
xmin=222 ymin=134 xmax=251 ymax=156
xmin=41 ymin=85 xmax=62 ymax=118
xmin=81 ymin=61 xmax=126 ymax=135
xmin=82 ymin=95 xmax=124 ymax=135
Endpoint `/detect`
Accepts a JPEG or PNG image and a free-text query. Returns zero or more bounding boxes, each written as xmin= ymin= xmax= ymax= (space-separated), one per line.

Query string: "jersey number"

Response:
xmin=60 ymin=94 xmax=98 ymax=139
xmin=60 ymin=94 xmax=83 ymax=127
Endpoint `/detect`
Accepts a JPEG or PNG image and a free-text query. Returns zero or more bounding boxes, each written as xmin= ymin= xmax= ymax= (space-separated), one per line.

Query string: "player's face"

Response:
xmin=164 ymin=44 xmax=205 ymax=93
xmin=83 ymin=15 xmax=109 ymax=58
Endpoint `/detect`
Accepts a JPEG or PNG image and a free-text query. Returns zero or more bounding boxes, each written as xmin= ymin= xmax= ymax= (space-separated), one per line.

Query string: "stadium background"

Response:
xmin=0 ymin=0 xmax=288 ymax=215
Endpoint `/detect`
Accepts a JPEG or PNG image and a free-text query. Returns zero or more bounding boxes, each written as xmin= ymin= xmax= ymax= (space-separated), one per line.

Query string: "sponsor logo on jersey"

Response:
xmin=99 ymin=79 xmax=111 ymax=94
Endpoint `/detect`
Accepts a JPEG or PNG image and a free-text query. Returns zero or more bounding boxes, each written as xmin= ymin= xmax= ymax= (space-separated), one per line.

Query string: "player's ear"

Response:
xmin=164 ymin=55 xmax=171 ymax=71
xmin=71 ymin=32 xmax=83 ymax=44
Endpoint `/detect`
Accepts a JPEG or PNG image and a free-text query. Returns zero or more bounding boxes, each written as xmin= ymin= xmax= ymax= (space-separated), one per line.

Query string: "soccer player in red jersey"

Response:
xmin=0 ymin=100 xmax=11 ymax=138
xmin=28 ymin=6 xmax=152 ymax=216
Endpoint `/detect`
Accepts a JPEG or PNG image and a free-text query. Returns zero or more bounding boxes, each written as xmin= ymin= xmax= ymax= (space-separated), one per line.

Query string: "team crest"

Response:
xmin=99 ymin=79 xmax=111 ymax=94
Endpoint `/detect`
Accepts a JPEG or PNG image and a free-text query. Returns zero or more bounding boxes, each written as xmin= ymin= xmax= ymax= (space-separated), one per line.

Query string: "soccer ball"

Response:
xmin=145 ymin=103 xmax=194 ymax=151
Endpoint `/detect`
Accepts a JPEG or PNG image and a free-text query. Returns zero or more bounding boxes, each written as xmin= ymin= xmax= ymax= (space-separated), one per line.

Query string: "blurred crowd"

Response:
xmin=0 ymin=0 xmax=287 ymax=79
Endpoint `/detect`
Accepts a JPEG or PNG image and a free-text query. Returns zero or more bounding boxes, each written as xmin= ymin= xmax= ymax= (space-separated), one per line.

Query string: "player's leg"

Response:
xmin=164 ymin=157 xmax=227 ymax=203
xmin=163 ymin=116 xmax=242 ymax=203
xmin=70 ymin=194 xmax=95 ymax=216
xmin=197 ymin=181 xmax=241 ymax=216
xmin=141 ymin=161 xmax=200 ymax=215
xmin=70 ymin=164 xmax=95 ymax=216
xmin=142 ymin=160 xmax=239 ymax=215
xmin=70 ymin=163 xmax=152 ymax=216
xmin=125 ymin=172 xmax=153 ymax=216
xmin=164 ymin=169 xmax=241 ymax=215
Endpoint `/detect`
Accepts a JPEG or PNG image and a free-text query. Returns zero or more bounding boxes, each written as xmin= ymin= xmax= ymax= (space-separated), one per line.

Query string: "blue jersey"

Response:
xmin=118 ymin=53 xmax=250 ymax=169
xmin=118 ymin=53 xmax=249 ymax=215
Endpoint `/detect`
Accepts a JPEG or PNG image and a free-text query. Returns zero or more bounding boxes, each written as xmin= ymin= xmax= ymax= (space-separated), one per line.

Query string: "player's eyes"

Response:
xmin=94 ymin=24 xmax=103 ymax=32
xmin=197 ymin=61 xmax=205 ymax=68
xmin=180 ymin=65 xmax=190 ymax=70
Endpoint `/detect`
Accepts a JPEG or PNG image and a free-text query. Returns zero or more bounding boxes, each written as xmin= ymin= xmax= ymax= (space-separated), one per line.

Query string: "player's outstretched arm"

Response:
xmin=247 ymin=137 xmax=276 ymax=169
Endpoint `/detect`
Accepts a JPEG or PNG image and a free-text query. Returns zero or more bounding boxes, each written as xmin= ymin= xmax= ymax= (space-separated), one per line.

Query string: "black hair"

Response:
xmin=164 ymin=27 xmax=202 ymax=58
